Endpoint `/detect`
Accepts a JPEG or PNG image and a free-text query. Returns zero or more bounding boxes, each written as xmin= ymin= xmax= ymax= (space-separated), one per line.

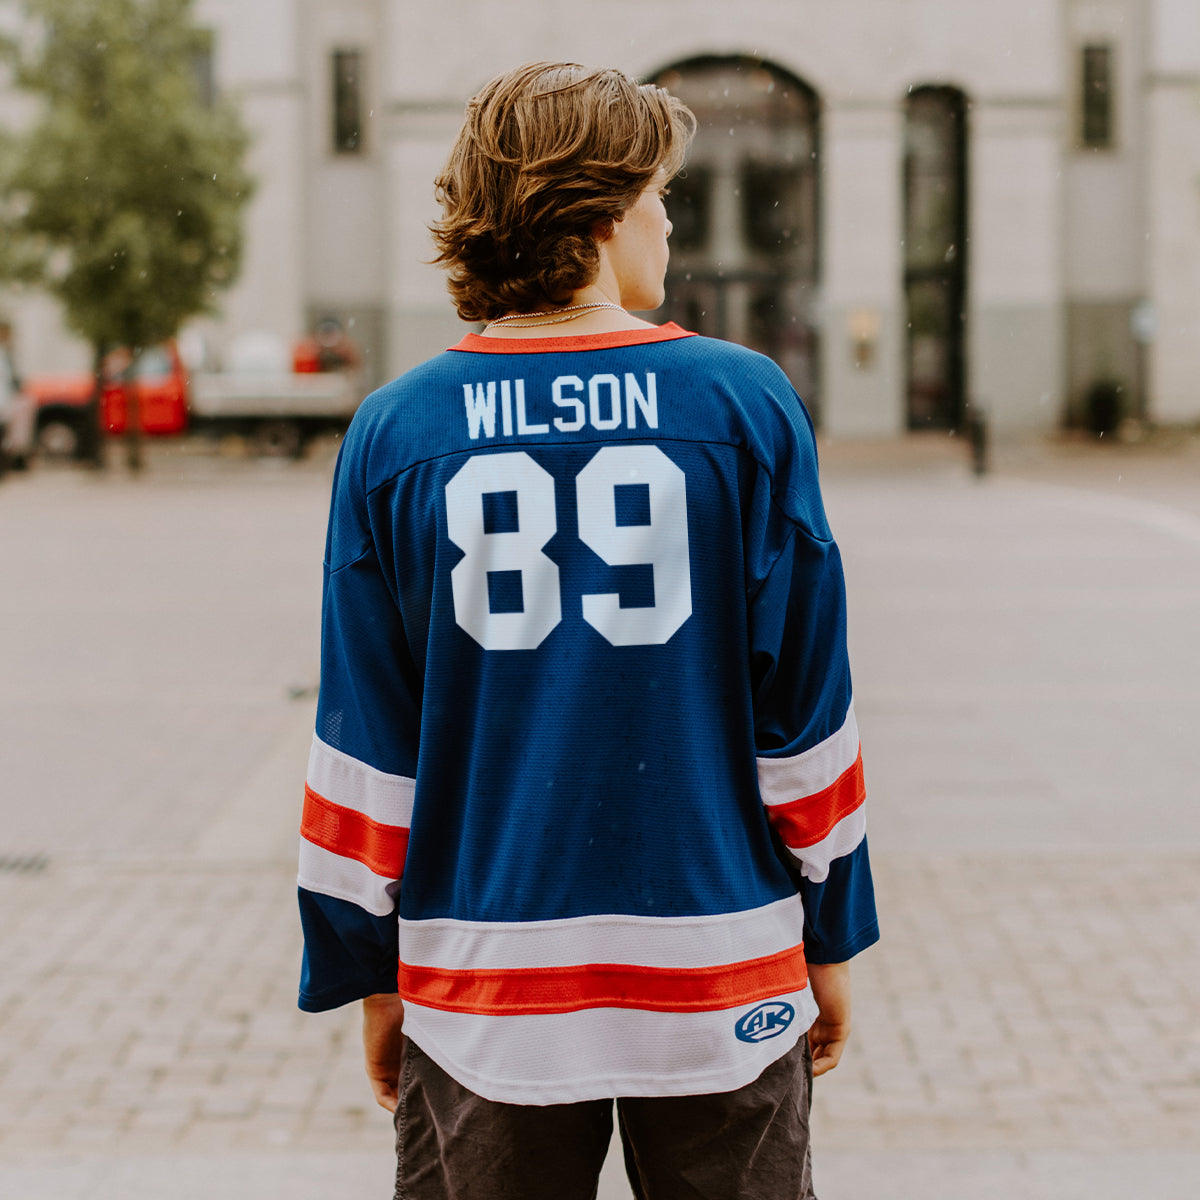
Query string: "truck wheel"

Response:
xmin=38 ymin=418 xmax=81 ymax=460
xmin=254 ymin=419 xmax=303 ymax=459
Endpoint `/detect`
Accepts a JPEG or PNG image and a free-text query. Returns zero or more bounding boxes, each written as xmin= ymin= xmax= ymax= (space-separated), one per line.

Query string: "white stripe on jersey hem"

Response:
xmin=298 ymin=838 xmax=399 ymax=917
xmin=757 ymin=701 xmax=859 ymax=807
xmin=784 ymin=805 xmax=866 ymax=884
xmin=307 ymin=734 xmax=415 ymax=825
xmin=398 ymin=893 xmax=806 ymax=972
xmin=402 ymin=986 xmax=819 ymax=1105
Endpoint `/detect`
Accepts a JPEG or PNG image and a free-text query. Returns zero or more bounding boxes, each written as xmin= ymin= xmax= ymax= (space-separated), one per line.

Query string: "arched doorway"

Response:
xmin=653 ymin=57 xmax=821 ymax=419
xmin=904 ymin=86 xmax=969 ymax=430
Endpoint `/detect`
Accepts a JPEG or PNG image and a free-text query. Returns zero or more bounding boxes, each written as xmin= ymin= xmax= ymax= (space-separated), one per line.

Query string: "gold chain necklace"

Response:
xmin=487 ymin=302 xmax=624 ymax=329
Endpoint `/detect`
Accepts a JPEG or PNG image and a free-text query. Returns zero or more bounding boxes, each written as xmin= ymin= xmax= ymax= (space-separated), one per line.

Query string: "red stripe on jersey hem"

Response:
xmin=301 ymin=784 xmax=409 ymax=879
xmin=767 ymin=751 xmax=866 ymax=849
xmin=397 ymin=944 xmax=809 ymax=1015
xmin=448 ymin=323 xmax=696 ymax=355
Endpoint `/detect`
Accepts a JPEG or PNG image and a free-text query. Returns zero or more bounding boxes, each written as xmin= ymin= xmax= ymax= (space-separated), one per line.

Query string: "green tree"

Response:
xmin=0 ymin=0 xmax=253 ymax=469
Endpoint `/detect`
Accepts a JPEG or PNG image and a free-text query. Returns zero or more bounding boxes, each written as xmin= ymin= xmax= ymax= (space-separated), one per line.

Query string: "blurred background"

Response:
xmin=2 ymin=0 xmax=1199 ymax=446
xmin=0 ymin=3 xmax=1198 ymax=1199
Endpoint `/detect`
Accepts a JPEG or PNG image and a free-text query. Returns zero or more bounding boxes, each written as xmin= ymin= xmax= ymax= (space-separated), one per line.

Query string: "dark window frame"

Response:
xmin=903 ymin=85 xmax=969 ymax=432
xmin=1080 ymin=43 xmax=1115 ymax=150
xmin=332 ymin=48 xmax=366 ymax=155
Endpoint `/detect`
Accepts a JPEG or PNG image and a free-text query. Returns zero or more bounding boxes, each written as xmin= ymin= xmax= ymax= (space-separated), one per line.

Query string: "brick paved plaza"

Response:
xmin=1 ymin=433 xmax=1197 ymax=1198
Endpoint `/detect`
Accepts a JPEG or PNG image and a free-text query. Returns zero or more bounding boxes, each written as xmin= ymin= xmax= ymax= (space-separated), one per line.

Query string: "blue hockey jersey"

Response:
xmin=298 ymin=323 xmax=878 ymax=1104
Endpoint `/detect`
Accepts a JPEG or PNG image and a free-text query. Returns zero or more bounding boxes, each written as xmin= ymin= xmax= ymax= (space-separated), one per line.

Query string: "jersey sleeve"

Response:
xmin=297 ymin=426 xmax=418 ymax=1012
xmin=748 ymin=437 xmax=880 ymax=965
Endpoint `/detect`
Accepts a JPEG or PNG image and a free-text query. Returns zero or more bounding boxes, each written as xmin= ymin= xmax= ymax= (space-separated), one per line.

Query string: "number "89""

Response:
xmin=445 ymin=445 xmax=692 ymax=650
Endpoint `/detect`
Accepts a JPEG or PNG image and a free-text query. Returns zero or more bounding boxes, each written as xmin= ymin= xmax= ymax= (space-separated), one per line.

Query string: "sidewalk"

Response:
xmin=0 ymin=435 xmax=1197 ymax=1197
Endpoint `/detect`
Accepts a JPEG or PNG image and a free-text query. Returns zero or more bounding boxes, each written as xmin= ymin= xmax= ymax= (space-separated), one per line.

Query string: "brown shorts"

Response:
xmin=394 ymin=1037 xmax=817 ymax=1200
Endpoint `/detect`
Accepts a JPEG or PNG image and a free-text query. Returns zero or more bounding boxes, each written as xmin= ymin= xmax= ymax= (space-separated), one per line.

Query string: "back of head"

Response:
xmin=432 ymin=62 xmax=695 ymax=322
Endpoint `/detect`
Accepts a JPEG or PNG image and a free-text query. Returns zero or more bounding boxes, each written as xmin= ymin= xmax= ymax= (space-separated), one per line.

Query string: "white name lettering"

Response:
xmin=464 ymin=374 xmax=661 ymax=441
xmin=500 ymin=380 xmax=513 ymax=437
xmin=515 ymin=379 xmax=548 ymax=434
xmin=552 ymin=376 xmax=585 ymax=432
xmin=625 ymin=372 xmax=657 ymax=429
xmin=589 ymin=374 xmax=622 ymax=431
xmin=463 ymin=381 xmax=496 ymax=440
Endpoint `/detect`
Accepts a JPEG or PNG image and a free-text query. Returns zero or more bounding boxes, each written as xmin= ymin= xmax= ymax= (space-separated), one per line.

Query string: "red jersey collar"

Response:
xmin=449 ymin=322 xmax=695 ymax=355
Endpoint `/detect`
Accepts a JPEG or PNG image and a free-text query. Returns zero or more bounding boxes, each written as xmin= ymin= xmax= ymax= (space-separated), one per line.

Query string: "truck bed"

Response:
xmin=189 ymin=371 xmax=361 ymax=419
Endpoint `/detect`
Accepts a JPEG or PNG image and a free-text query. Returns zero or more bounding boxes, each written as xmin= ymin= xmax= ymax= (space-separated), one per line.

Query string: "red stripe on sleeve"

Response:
xmin=766 ymin=751 xmax=866 ymax=849
xmin=397 ymin=945 xmax=809 ymax=1016
xmin=301 ymin=784 xmax=409 ymax=879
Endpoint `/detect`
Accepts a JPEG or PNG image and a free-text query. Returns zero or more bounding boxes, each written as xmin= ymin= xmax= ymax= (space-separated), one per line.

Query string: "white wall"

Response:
xmin=969 ymin=100 xmax=1066 ymax=431
xmin=300 ymin=0 xmax=386 ymax=309
xmin=821 ymin=102 xmax=905 ymax=438
xmin=1063 ymin=0 xmax=1147 ymax=300
xmin=1144 ymin=0 xmax=1200 ymax=423
xmin=196 ymin=0 xmax=307 ymax=361
xmin=380 ymin=105 xmax=468 ymax=375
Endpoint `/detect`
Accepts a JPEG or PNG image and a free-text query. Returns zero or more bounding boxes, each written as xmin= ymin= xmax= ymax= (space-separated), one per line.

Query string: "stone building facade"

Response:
xmin=3 ymin=0 xmax=1199 ymax=435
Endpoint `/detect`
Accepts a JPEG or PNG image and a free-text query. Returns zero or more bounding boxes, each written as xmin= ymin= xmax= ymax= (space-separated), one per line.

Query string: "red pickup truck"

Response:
xmin=27 ymin=344 xmax=189 ymax=457
xmin=25 ymin=341 xmax=361 ymax=459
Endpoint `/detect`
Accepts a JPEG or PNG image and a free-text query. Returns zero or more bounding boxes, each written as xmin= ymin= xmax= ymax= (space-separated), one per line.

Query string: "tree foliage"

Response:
xmin=0 ymin=0 xmax=253 ymax=351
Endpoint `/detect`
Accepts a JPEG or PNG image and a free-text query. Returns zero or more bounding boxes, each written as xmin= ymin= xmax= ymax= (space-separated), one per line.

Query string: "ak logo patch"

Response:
xmin=734 ymin=1001 xmax=795 ymax=1043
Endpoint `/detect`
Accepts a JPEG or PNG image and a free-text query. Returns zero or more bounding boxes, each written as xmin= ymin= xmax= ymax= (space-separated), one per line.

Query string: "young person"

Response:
xmin=297 ymin=61 xmax=878 ymax=1199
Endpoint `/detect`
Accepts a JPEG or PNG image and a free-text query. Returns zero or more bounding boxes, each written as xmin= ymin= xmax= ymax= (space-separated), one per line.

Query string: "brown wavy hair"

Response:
xmin=431 ymin=62 xmax=695 ymax=322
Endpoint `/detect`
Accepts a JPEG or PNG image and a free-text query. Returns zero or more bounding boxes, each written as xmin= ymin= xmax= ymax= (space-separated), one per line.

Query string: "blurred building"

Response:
xmin=2 ymin=0 xmax=1199 ymax=435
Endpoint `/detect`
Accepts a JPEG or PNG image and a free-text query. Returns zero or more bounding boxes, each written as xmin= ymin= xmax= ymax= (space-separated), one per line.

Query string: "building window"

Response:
xmin=904 ymin=86 xmax=969 ymax=431
xmin=332 ymin=49 xmax=365 ymax=154
xmin=652 ymin=57 xmax=821 ymax=418
xmin=1080 ymin=44 xmax=1114 ymax=149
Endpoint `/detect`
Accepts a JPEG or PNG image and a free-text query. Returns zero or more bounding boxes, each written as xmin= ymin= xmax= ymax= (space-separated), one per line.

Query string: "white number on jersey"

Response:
xmin=444 ymin=445 xmax=692 ymax=650
xmin=576 ymin=445 xmax=692 ymax=646
xmin=445 ymin=451 xmax=562 ymax=650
